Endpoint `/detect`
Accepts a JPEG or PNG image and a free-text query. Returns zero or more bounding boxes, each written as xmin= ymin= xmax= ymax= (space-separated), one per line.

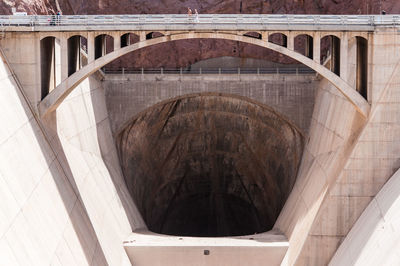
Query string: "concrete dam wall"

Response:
xmin=2 ymin=28 xmax=400 ymax=265
xmin=104 ymin=74 xmax=318 ymax=135
xmin=0 ymin=52 xmax=143 ymax=265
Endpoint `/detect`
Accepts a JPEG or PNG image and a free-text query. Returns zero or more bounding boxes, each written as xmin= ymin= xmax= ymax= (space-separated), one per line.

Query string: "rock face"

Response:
xmin=117 ymin=93 xmax=304 ymax=237
xmin=3 ymin=0 xmax=400 ymax=68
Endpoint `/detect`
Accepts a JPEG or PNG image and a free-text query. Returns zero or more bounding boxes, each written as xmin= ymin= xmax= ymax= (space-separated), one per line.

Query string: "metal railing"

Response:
xmin=1 ymin=14 xmax=400 ymax=30
xmin=102 ymin=67 xmax=315 ymax=75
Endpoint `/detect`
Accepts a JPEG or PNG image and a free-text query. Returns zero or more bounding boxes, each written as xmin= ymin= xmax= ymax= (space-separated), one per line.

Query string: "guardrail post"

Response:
xmin=161 ymin=67 xmax=163 ymax=75
xmin=276 ymin=68 xmax=279 ymax=74
xmin=219 ymin=68 xmax=221 ymax=75
xmin=122 ymin=67 xmax=125 ymax=75
xmin=238 ymin=67 xmax=240 ymax=75
xmin=199 ymin=67 xmax=202 ymax=75
xmin=257 ymin=68 xmax=260 ymax=75
xmin=141 ymin=67 xmax=144 ymax=75
xmin=180 ymin=67 xmax=182 ymax=76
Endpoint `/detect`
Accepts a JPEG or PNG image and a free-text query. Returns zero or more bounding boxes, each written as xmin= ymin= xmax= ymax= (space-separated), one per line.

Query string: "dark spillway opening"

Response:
xmin=117 ymin=93 xmax=304 ymax=237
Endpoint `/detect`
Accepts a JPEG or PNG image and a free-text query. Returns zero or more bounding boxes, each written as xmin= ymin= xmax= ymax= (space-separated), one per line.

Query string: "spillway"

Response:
xmin=117 ymin=93 xmax=304 ymax=237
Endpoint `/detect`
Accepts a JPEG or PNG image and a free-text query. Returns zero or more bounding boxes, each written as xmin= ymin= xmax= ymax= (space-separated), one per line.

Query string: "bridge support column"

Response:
xmin=340 ymin=32 xmax=348 ymax=81
xmin=313 ymin=32 xmax=320 ymax=63
xmin=88 ymin=32 xmax=95 ymax=63
xmin=54 ymin=38 xmax=61 ymax=87
xmin=287 ymin=32 xmax=294 ymax=50
xmin=140 ymin=31 xmax=146 ymax=42
xmin=262 ymin=31 xmax=269 ymax=42
xmin=61 ymin=36 xmax=68 ymax=81
xmin=113 ymin=32 xmax=121 ymax=50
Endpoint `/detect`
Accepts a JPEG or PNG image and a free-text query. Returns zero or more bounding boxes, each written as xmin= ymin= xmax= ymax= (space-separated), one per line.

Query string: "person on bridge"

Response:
xmin=56 ymin=11 xmax=61 ymax=26
xmin=187 ymin=7 xmax=192 ymax=19
xmin=195 ymin=9 xmax=199 ymax=23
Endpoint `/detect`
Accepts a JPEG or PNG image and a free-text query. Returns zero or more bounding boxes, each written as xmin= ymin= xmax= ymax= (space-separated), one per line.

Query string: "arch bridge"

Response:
xmin=1 ymin=14 xmax=388 ymax=117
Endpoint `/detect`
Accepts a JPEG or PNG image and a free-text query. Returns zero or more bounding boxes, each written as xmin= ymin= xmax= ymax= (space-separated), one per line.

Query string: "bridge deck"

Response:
xmin=1 ymin=14 xmax=399 ymax=31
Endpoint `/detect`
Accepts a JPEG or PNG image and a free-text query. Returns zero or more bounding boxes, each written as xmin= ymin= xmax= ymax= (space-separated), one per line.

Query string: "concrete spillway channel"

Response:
xmin=117 ymin=93 xmax=305 ymax=237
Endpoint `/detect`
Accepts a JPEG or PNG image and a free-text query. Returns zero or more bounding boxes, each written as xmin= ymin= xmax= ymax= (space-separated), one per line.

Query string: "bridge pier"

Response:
xmin=262 ymin=31 xmax=268 ymax=41
xmin=113 ymin=32 xmax=120 ymax=50
xmin=140 ymin=31 xmax=146 ymax=42
xmin=313 ymin=32 xmax=321 ymax=63
xmin=287 ymin=32 xmax=294 ymax=51
xmin=60 ymin=37 xmax=68 ymax=81
xmin=340 ymin=32 xmax=348 ymax=81
xmin=88 ymin=32 xmax=95 ymax=63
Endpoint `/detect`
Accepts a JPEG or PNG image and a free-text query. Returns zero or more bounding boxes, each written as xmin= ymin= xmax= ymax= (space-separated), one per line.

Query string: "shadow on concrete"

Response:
xmin=6 ymin=60 xmax=108 ymax=264
xmin=88 ymin=75 xmax=145 ymax=231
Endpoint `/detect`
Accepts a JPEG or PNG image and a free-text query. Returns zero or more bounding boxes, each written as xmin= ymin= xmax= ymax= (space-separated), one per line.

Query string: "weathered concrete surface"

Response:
xmin=124 ymin=229 xmax=288 ymax=266
xmin=274 ymin=77 xmax=367 ymax=266
xmin=37 ymin=31 xmax=370 ymax=118
xmin=104 ymin=74 xmax=317 ymax=135
xmin=0 ymin=48 xmax=144 ymax=265
xmin=329 ymin=167 xmax=400 ymax=266
xmin=117 ymin=93 xmax=304 ymax=237
xmin=288 ymin=30 xmax=400 ymax=266
xmin=2 ymin=19 xmax=400 ymax=266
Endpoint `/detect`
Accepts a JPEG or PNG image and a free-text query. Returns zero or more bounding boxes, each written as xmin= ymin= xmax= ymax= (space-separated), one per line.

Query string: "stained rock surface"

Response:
xmin=117 ymin=93 xmax=304 ymax=237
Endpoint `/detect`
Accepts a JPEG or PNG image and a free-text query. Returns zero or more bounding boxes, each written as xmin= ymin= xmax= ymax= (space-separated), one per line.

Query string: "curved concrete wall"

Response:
xmin=288 ymin=30 xmax=400 ymax=265
xmin=274 ymin=77 xmax=367 ymax=266
xmin=329 ymin=167 xmax=400 ymax=266
xmin=0 ymin=51 xmax=144 ymax=265
xmin=117 ymin=93 xmax=304 ymax=237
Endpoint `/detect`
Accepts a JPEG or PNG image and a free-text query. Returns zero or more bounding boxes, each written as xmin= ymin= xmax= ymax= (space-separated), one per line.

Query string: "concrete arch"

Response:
xmin=349 ymin=33 xmax=369 ymax=40
xmin=146 ymin=31 xmax=165 ymax=40
xmin=267 ymin=31 xmax=288 ymax=36
xmin=120 ymin=32 xmax=140 ymax=48
xmin=321 ymin=32 xmax=342 ymax=39
xmin=347 ymin=31 xmax=369 ymax=40
xmin=243 ymin=32 xmax=262 ymax=39
xmin=38 ymin=32 xmax=370 ymax=117
xmin=39 ymin=33 xmax=60 ymax=40
xmin=293 ymin=32 xmax=313 ymax=39
xmin=268 ymin=32 xmax=288 ymax=47
xmin=294 ymin=34 xmax=313 ymax=59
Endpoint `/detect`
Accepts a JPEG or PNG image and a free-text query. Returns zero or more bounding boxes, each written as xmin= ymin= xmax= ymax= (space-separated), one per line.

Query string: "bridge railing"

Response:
xmin=102 ymin=67 xmax=316 ymax=75
xmin=1 ymin=14 xmax=400 ymax=28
